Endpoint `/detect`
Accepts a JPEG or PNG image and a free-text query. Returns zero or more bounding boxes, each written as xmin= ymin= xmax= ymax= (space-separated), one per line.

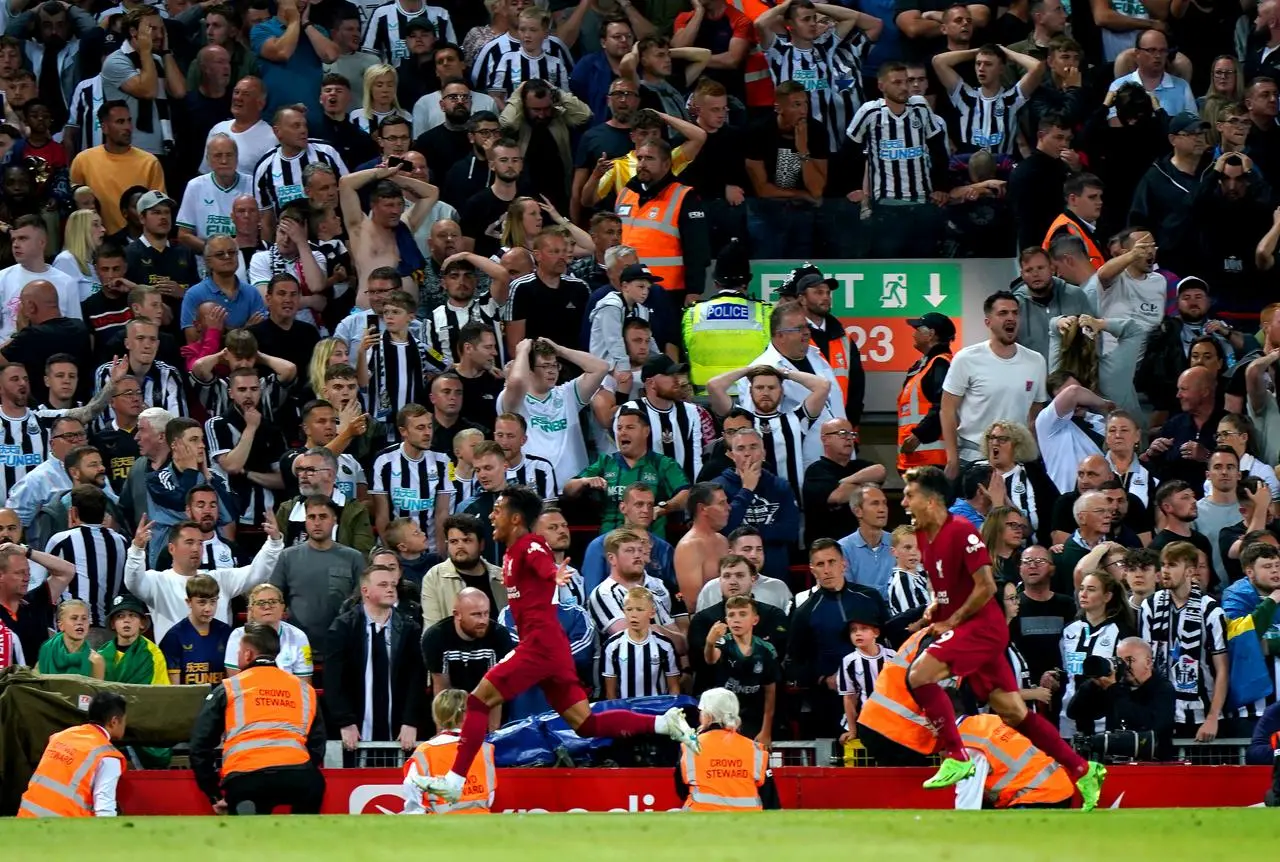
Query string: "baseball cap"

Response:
xmin=107 ymin=594 xmax=148 ymax=620
xmin=1176 ymin=275 xmax=1210 ymax=294
xmin=907 ymin=312 xmax=956 ymax=342
xmin=404 ymin=16 xmax=436 ymax=34
xmin=641 ymin=355 xmax=689 ymax=381
xmin=136 ymin=190 xmax=175 ymax=213
xmin=619 ymin=263 xmax=663 ymax=284
xmin=1169 ymin=112 xmax=1210 ymax=134
xmin=782 ymin=264 xmax=837 ymax=298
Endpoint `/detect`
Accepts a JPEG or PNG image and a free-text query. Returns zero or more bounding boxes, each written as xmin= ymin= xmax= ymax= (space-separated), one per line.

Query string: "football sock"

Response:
xmin=577 ymin=710 xmax=659 ymax=738
xmin=910 ymin=682 xmax=967 ymax=761
xmin=448 ymin=694 xmax=492 ymax=776
xmin=1015 ymin=711 xmax=1088 ymax=778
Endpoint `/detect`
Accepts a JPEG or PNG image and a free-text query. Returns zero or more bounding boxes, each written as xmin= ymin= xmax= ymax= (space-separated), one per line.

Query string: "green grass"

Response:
xmin=0 ymin=810 xmax=1271 ymax=861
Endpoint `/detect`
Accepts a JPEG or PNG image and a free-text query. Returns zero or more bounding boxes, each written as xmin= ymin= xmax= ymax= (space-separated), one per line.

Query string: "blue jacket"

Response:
xmin=712 ymin=468 xmax=801 ymax=582
xmin=581 ymin=531 xmax=675 ymax=598
xmin=144 ymin=462 xmax=238 ymax=560
xmin=785 ymin=584 xmax=889 ymax=682
xmin=498 ymin=597 xmax=596 ymax=720
xmin=1247 ymin=701 xmax=1280 ymax=765
xmin=568 ymin=51 xmax=616 ymax=128
xmin=1223 ymin=578 xmax=1276 ymax=629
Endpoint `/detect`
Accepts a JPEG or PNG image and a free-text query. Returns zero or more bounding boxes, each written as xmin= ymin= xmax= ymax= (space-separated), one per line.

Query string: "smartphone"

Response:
xmin=386 ymin=156 xmax=408 ymax=169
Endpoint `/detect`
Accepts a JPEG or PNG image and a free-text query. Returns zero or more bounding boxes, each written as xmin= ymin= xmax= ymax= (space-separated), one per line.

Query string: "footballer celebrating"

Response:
xmin=901 ymin=466 xmax=1107 ymax=810
xmin=413 ymin=485 xmax=699 ymax=803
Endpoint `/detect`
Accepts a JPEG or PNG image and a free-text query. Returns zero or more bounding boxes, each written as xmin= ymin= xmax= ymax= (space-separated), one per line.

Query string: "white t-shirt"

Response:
xmin=1086 ymin=270 xmax=1165 ymax=352
xmin=202 ymin=119 xmax=280 ymax=174
xmin=1035 ymin=403 xmax=1104 ymax=493
xmin=411 ymin=90 xmax=498 ymax=137
xmin=497 ymin=380 xmax=589 ymax=482
xmin=0 ymin=263 xmax=81 ymax=340
xmin=942 ymin=341 xmax=1048 ymax=456
xmin=225 ymin=619 xmax=313 ymax=677
xmin=51 ymin=250 xmax=97 ymax=301
xmin=177 ymin=172 xmax=255 ymax=241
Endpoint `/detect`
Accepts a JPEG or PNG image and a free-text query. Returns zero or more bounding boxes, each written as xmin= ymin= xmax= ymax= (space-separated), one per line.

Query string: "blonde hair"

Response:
xmin=604 ymin=527 xmax=646 ymax=556
xmin=361 ymin=64 xmax=403 ymax=121
xmin=56 ymin=598 xmax=91 ymax=625
xmin=63 ymin=210 xmax=102 ymax=276
xmin=453 ymin=427 xmax=484 ymax=457
xmin=309 ymin=337 xmax=347 ymax=395
xmin=623 ymin=586 xmax=655 ymax=608
xmin=247 ymin=583 xmax=283 ymax=607
xmin=889 ymin=524 xmax=916 ymax=547
xmin=981 ymin=419 xmax=1039 ymax=464
xmin=432 ymin=688 xmax=469 ymax=730
xmin=501 ymin=196 xmax=539 ymax=248
xmin=697 ymin=688 xmax=741 ymax=731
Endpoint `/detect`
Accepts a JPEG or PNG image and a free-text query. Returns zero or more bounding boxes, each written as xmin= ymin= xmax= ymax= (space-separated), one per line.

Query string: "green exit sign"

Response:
xmin=749 ymin=261 xmax=963 ymax=318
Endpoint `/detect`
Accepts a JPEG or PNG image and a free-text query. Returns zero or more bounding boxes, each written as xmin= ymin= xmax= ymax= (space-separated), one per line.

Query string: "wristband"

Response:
xmin=24 ymin=546 xmax=31 ymax=558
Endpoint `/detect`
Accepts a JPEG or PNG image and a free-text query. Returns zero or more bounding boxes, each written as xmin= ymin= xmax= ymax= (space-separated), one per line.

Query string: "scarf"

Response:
xmin=0 ymin=622 xmax=12 ymax=668
xmin=287 ymin=491 xmax=345 ymax=545
xmin=268 ymin=244 xmax=310 ymax=295
xmin=99 ymin=638 xmax=156 ymax=684
xmin=1145 ymin=584 xmax=1210 ymax=706
xmin=124 ymin=45 xmax=172 ymax=145
xmin=37 ymin=633 xmax=95 ymax=675
xmin=32 ymin=38 xmax=71 ymax=128
xmin=372 ymin=329 xmax=425 ymax=423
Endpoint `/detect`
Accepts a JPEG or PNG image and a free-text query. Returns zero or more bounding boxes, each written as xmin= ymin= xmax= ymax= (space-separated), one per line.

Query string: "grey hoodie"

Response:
xmin=1012 ymin=277 xmax=1096 ymax=361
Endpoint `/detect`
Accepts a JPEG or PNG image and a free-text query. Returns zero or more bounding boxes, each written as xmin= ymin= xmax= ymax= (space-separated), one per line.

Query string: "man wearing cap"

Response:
xmin=684 ymin=239 xmax=771 ymax=388
xmin=392 ymin=17 xmax=441 ymax=110
xmin=897 ymin=312 xmax=955 ymax=474
xmin=589 ymin=263 xmax=662 ymax=369
xmin=1012 ymin=246 xmax=1094 ymax=361
xmin=125 ymin=191 xmax=200 ymax=333
xmin=785 ymin=264 xmax=865 ymax=429
xmin=619 ymin=355 xmax=712 ymax=481
xmin=1129 ymin=113 xmax=1211 ymax=278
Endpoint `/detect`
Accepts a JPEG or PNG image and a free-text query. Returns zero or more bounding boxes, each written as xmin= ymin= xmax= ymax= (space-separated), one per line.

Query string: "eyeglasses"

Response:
xmin=1005 ymin=522 xmax=1028 ymax=531
xmin=1020 ymin=557 xmax=1051 ymax=566
xmin=252 ymin=599 xmax=281 ymax=608
xmin=207 ymin=249 xmax=237 ymax=259
xmin=1215 ymin=430 xmax=1242 ymax=439
xmin=822 ymin=430 xmax=856 ymax=438
xmin=442 ymin=93 xmax=471 ymax=102
xmin=1212 ymin=70 xmax=1236 ymax=78
xmin=1135 ymin=46 xmax=1166 ymax=55
xmin=988 ymin=435 xmax=1011 ymax=444
xmin=609 ymin=90 xmax=639 ymax=98
xmin=534 ymin=362 xmax=561 ymax=371
xmin=114 ymin=389 xmax=142 ymax=398
xmin=381 ymin=134 xmax=412 ymax=144
xmin=774 ymin=326 xmax=808 ymax=334
xmin=295 ymin=466 xmax=332 ymax=475
xmin=1223 ymin=117 xmax=1251 ymax=126
xmin=52 ymin=431 xmax=86 ymax=441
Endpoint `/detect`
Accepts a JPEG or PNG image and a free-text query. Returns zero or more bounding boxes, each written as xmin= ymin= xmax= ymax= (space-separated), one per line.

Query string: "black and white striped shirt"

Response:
xmin=752 ymin=406 xmax=814 ymax=507
xmin=193 ymin=372 xmax=288 ymax=424
xmin=252 ymin=141 xmax=348 ymax=213
xmin=67 ymin=76 xmax=104 ymax=151
xmin=202 ymin=535 xmax=237 ymax=569
xmin=507 ymin=455 xmax=559 ymax=501
xmin=424 ymin=297 xmax=504 ymax=365
xmin=362 ymin=0 xmax=456 ymax=63
xmin=0 ymin=409 xmax=49 ymax=504
xmin=618 ymin=397 xmax=703 ymax=481
xmin=828 ymin=30 xmax=872 ymax=144
xmin=948 ymin=81 xmax=1028 ymax=156
xmin=92 ymin=360 xmax=187 ymax=431
xmin=1141 ymin=589 xmax=1228 ymax=725
xmin=45 ymin=524 xmax=128 ymax=628
xmin=205 ymin=412 xmax=284 ymax=526
xmin=471 ymin=33 xmax=573 ymax=96
xmin=847 ymin=95 xmax=943 ymax=203
xmin=587 ymin=575 xmax=674 ymax=634
xmin=765 ymin=31 xmax=848 ymax=151
xmin=371 ymin=443 xmax=452 ymax=553
xmin=836 ymin=645 xmax=895 ymax=714
xmin=602 ymin=629 xmax=679 ymax=698
xmin=487 ymin=50 xmax=571 ymax=97
xmin=887 ymin=567 xmax=931 ymax=616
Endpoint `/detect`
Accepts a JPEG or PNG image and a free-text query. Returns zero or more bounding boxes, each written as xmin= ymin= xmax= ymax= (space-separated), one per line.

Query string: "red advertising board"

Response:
xmin=116 ymin=766 xmax=1271 ymax=815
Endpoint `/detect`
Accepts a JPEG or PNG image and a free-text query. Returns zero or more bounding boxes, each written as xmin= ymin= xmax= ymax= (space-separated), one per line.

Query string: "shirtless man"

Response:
xmin=674 ymin=481 xmax=731 ymax=610
xmin=338 ymin=162 xmax=441 ymax=307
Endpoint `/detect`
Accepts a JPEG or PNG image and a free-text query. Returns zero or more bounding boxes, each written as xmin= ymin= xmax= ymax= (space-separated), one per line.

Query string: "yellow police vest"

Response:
xmin=683 ymin=293 xmax=772 ymax=386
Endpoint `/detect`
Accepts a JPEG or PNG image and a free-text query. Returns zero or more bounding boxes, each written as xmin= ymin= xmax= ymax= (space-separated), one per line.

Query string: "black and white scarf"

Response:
xmin=122 ymin=44 xmax=172 ymax=147
xmin=1144 ymin=585 xmax=1209 ymax=710
xmin=370 ymin=330 xmax=447 ymax=423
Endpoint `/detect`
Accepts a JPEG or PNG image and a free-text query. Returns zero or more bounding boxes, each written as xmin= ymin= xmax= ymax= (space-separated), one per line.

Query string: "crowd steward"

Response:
xmin=7 ymin=0 xmax=1280 ymax=816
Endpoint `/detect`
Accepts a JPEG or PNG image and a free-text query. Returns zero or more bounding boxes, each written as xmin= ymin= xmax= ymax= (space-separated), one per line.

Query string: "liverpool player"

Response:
xmin=413 ymin=484 xmax=699 ymax=802
xmin=902 ymin=466 xmax=1107 ymax=810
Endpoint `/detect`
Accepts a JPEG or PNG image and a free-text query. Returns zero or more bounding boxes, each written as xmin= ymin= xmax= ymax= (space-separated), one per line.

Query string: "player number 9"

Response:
xmin=846 ymin=324 xmax=894 ymax=364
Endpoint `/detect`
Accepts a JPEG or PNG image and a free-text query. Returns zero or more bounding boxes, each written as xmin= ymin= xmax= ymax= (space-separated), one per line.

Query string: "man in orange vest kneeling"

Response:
xmin=855 ymin=628 xmax=940 ymax=766
xmin=405 ymin=689 xmax=496 ymax=814
xmin=951 ymin=690 xmax=1075 ymax=810
xmin=676 ymin=688 xmax=779 ymax=811
xmin=190 ymin=622 xmax=326 ymax=815
xmin=19 ymin=692 xmax=128 ymax=817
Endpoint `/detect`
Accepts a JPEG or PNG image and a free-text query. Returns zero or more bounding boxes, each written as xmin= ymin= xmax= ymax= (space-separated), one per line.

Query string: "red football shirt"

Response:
xmin=502 ymin=531 xmax=561 ymax=642
xmin=916 ymin=514 xmax=1001 ymax=626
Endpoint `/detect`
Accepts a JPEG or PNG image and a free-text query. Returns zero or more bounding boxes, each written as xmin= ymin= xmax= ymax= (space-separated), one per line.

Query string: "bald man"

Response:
xmin=0 ymin=280 xmax=94 ymax=408
xmin=1145 ymin=366 xmax=1225 ymax=488
xmin=1050 ymin=453 xmax=1154 ymax=546
xmin=421 ymin=587 xmax=514 ymax=731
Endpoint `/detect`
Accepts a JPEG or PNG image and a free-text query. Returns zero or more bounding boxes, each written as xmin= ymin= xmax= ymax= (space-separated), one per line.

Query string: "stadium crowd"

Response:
xmin=2 ymin=0 xmax=1280 ymax=817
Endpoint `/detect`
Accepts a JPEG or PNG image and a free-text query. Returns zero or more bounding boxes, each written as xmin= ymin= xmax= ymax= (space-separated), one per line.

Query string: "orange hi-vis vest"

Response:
xmin=727 ymin=0 xmax=775 ymax=107
xmin=617 ymin=181 xmax=693 ymax=292
xmin=406 ymin=732 xmax=496 ymax=814
xmin=857 ymin=630 xmax=938 ymax=755
xmin=680 ymin=728 xmax=766 ymax=811
xmin=814 ymin=330 xmax=851 ymax=406
xmin=897 ymin=351 xmax=952 ymax=472
xmin=18 ymin=724 xmax=125 ymax=818
xmin=220 ymin=664 xmax=315 ymax=779
xmin=1042 ymin=213 xmax=1104 ymax=270
xmin=958 ymin=714 xmax=1074 ymax=808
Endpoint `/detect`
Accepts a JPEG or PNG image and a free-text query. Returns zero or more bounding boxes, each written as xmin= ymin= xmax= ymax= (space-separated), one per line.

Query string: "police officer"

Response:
xmin=683 ymin=239 xmax=772 ymax=388
xmin=781 ymin=265 xmax=866 ymax=428
xmin=18 ymin=692 xmax=127 ymax=818
xmin=675 ymin=688 xmax=779 ymax=811
xmin=189 ymin=622 xmax=327 ymax=815
xmin=897 ymin=312 xmax=955 ymax=474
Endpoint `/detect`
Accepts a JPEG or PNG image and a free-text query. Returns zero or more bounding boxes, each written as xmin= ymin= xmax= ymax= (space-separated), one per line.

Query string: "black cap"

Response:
xmin=713 ymin=238 xmax=751 ymax=287
xmin=619 ymin=263 xmax=663 ymax=284
xmin=641 ymin=355 xmax=689 ymax=381
xmin=107 ymin=594 xmax=148 ymax=620
xmin=404 ymin=16 xmax=436 ymax=34
xmin=846 ymin=614 xmax=882 ymax=632
xmin=781 ymin=264 xmax=836 ymax=298
xmin=1168 ymin=112 xmax=1209 ymax=134
xmin=907 ymin=312 xmax=956 ymax=342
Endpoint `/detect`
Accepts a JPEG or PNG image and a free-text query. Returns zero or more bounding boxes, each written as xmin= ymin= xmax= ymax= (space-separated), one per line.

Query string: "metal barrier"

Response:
xmin=324 ymin=741 xmax=413 ymax=769
xmin=1169 ymin=738 xmax=1251 ymax=766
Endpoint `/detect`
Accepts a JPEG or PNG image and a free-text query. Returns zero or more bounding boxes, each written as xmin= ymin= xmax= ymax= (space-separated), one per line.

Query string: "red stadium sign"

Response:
xmin=116 ymin=766 xmax=1272 ymax=815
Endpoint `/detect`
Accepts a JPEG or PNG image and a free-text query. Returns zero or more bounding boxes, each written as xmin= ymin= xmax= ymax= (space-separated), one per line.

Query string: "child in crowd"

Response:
xmin=449 ymin=428 xmax=483 ymax=511
xmin=837 ymin=618 xmax=895 ymax=743
xmin=384 ymin=517 xmax=434 ymax=587
xmin=358 ymin=289 xmax=447 ymax=442
xmin=37 ymin=599 xmax=104 ymax=679
xmin=159 ymin=575 xmax=233 ymax=685
xmin=886 ymin=525 xmax=930 ymax=617
xmin=703 ymin=595 xmax=780 ymax=744
xmin=489 ymin=8 xmax=570 ymax=100
xmin=1123 ymin=547 xmax=1160 ymax=610
xmin=603 ymin=587 xmax=681 ymax=699
xmin=99 ymin=595 xmax=169 ymax=685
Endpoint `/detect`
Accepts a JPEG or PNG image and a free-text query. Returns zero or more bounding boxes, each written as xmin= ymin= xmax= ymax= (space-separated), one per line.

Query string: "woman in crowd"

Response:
xmin=463 ymin=0 xmax=507 ymax=66
xmin=1058 ymin=570 xmax=1136 ymax=737
xmin=53 ymin=209 xmax=105 ymax=300
xmin=981 ymin=506 xmax=1028 ymax=585
xmin=350 ymin=65 xmax=412 ymax=134
xmin=1198 ymin=55 xmax=1242 ymax=118
xmin=1187 ymin=335 xmax=1232 ymax=406
xmin=223 ymin=584 xmax=313 ymax=680
xmin=304 ymin=336 xmax=351 ymax=403
xmin=497 ymin=196 xmax=594 ymax=263
xmin=980 ymin=420 xmax=1057 ymax=547
xmin=1212 ymin=412 xmax=1280 ymax=497
xmin=1001 ymin=579 xmax=1054 ymax=714
xmin=1103 ymin=410 xmax=1157 ymax=509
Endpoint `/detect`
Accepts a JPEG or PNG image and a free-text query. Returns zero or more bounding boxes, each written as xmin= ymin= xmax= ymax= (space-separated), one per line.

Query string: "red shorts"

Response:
xmin=924 ymin=617 xmax=1017 ymax=702
xmin=484 ymin=638 xmax=588 ymax=714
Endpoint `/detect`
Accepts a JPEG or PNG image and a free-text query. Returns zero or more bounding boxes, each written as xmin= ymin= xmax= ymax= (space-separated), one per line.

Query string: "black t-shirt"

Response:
xmin=574 ymin=123 xmax=634 ymax=170
xmin=802 ymin=456 xmax=874 ymax=547
xmin=457 ymin=368 xmax=504 ymax=431
xmin=81 ymin=290 xmax=132 ymax=364
xmin=123 ymin=239 xmax=200 ymax=334
xmin=1051 ymin=490 xmax=1153 ymax=536
xmin=431 ymin=416 xmax=486 ymax=457
xmin=3 ymin=317 xmax=93 ymax=404
xmin=711 ymin=636 xmax=781 ymax=737
xmin=523 ymin=124 xmax=568 ymax=214
xmin=249 ymin=318 xmax=322 ymax=379
xmin=1011 ymin=592 xmax=1078 ymax=681
xmin=1149 ymin=528 xmax=1215 ymax=563
xmin=744 ymin=118 xmax=830 ymax=192
xmin=678 ymin=125 xmax=750 ymax=201
xmin=1 ymin=585 xmax=57 ymax=664
xmin=90 ymin=425 xmax=141 ymax=494
xmin=457 ymin=569 xmax=496 ymax=615
xmin=413 ymin=124 xmax=473 ymax=181
xmin=421 ymin=616 xmax=514 ymax=693
xmin=509 ymin=273 xmax=592 ymax=365
xmin=460 ymin=187 xmax=519 ymax=259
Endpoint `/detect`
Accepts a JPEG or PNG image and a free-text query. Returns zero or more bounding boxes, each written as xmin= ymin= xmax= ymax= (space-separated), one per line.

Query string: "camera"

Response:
xmin=1072 ymin=730 xmax=1157 ymax=763
xmin=1081 ymin=654 xmax=1125 ymax=680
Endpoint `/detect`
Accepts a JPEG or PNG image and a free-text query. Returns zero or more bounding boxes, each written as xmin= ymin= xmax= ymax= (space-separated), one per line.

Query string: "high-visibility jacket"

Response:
xmin=728 ymin=0 xmax=775 ymax=107
xmin=958 ymin=714 xmax=1074 ymax=808
xmin=813 ymin=330 xmax=851 ymax=407
xmin=18 ymin=724 xmax=125 ymax=818
xmin=857 ymin=630 xmax=938 ymax=756
xmin=1042 ymin=212 xmax=1104 ymax=270
xmin=617 ymin=181 xmax=694 ymax=292
xmin=220 ymin=664 xmax=315 ymax=779
xmin=897 ymin=351 xmax=951 ymax=472
xmin=406 ymin=733 xmax=496 ymax=814
xmin=680 ymin=728 xmax=766 ymax=811
xmin=683 ymin=291 xmax=772 ymax=386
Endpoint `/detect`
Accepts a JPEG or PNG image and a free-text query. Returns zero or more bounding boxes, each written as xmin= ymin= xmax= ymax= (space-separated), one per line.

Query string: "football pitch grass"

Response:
xmin=0 ymin=809 xmax=1270 ymax=861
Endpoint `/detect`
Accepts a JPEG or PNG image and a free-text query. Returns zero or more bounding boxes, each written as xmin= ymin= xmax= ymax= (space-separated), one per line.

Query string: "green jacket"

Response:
xmin=274 ymin=495 xmax=376 ymax=556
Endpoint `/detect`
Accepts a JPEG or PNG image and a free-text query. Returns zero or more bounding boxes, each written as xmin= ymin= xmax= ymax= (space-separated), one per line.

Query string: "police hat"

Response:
xmin=781 ymin=264 xmax=836 ymax=298
xmin=714 ymin=238 xmax=751 ymax=288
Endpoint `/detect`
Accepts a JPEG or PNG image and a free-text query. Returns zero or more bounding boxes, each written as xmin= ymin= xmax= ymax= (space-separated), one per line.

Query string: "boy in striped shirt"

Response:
xmin=703 ymin=595 xmax=779 ymax=745
xmin=887 ymin=524 xmax=931 ymax=616
xmin=837 ymin=617 xmax=894 ymax=743
xmin=602 ymin=586 xmax=681 ymax=699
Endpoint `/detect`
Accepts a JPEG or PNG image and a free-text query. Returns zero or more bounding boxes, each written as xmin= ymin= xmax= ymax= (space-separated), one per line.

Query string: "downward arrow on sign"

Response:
xmin=924 ymin=274 xmax=946 ymax=308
